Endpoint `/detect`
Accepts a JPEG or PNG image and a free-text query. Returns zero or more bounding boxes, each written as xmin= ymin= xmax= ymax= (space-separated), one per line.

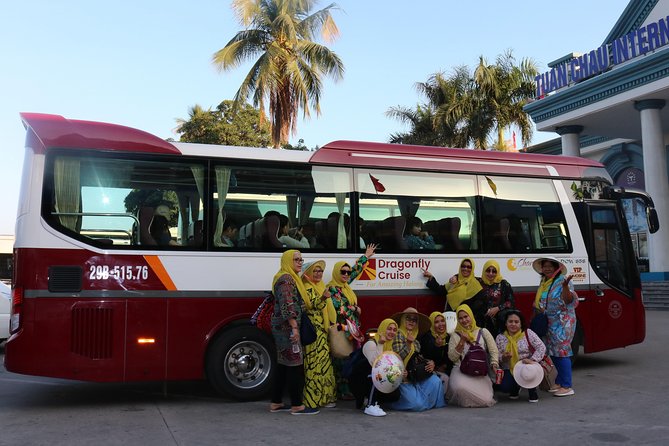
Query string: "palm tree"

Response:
xmin=213 ymin=0 xmax=344 ymax=148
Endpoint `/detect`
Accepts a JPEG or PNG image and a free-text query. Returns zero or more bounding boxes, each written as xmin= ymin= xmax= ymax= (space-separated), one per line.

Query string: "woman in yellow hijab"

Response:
xmin=446 ymin=304 xmax=499 ymax=408
xmin=300 ymin=260 xmax=337 ymax=409
xmin=478 ymin=260 xmax=515 ymax=337
xmin=424 ymin=258 xmax=486 ymax=321
xmin=325 ymin=243 xmax=377 ymax=399
xmin=418 ymin=312 xmax=453 ymax=379
xmin=269 ymin=250 xmax=317 ymax=415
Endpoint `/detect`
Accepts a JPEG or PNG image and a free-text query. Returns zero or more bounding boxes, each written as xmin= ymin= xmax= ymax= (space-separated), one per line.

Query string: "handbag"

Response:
xmin=407 ymin=353 xmax=433 ymax=382
xmin=530 ymin=311 xmax=548 ymax=338
xmin=250 ymin=292 xmax=274 ymax=334
xmin=328 ymin=324 xmax=354 ymax=358
xmin=300 ymin=311 xmax=317 ymax=346
xmin=459 ymin=331 xmax=489 ymax=377
xmin=525 ymin=330 xmax=557 ymax=391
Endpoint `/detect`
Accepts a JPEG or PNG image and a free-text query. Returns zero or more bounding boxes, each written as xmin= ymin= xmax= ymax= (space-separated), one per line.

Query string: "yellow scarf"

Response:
xmin=397 ymin=312 xmax=421 ymax=365
xmin=481 ymin=259 xmax=504 ymax=286
xmin=377 ymin=318 xmax=397 ymax=352
xmin=533 ymin=270 xmax=560 ymax=309
xmin=301 ymin=260 xmax=336 ymax=330
xmin=326 ymin=261 xmax=359 ymax=319
xmin=503 ymin=329 xmax=525 ymax=374
xmin=429 ymin=311 xmax=448 ymax=347
xmin=447 ymin=258 xmax=483 ymax=310
xmin=272 ymin=250 xmax=309 ymax=306
xmin=454 ymin=304 xmax=479 ymax=343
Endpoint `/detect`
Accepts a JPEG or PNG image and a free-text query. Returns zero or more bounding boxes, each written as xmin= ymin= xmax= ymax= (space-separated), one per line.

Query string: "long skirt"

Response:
xmin=391 ymin=374 xmax=446 ymax=412
xmin=446 ymin=366 xmax=496 ymax=408
xmin=303 ymin=327 xmax=337 ymax=408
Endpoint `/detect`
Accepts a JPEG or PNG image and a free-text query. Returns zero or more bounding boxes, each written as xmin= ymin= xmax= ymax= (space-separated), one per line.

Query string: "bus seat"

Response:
xmin=314 ymin=219 xmax=329 ymax=248
xmin=139 ymin=206 xmax=157 ymax=246
xmin=441 ymin=217 xmax=464 ymax=251
xmin=484 ymin=217 xmax=511 ymax=252
xmin=237 ymin=221 xmax=253 ymax=247
xmin=254 ymin=215 xmax=284 ymax=249
xmin=378 ymin=216 xmax=407 ymax=250
xmin=190 ymin=220 xmax=203 ymax=246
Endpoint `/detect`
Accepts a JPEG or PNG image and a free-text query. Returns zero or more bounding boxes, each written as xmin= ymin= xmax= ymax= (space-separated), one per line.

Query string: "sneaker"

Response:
xmin=528 ymin=389 xmax=539 ymax=403
xmin=364 ymin=404 xmax=387 ymax=417
xmin=554 ymin=388 xmax=575 ymax=397
xmin=269 ymin=404 xmax=291 ymax=413
xmin=509 ymin=393 xmax=519 ymax=400
xmin=324 ymin=402 xmax=337 ymax=409
xmin=291 ymin=407 xmax=320 ymax=415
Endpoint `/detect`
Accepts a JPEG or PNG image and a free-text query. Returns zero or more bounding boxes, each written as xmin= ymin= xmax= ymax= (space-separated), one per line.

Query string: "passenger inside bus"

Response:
xmin=277 ymin=214 xmax=310 ymax=249
xmin=404 ymin=216 xmax=436 ymax=250
xmin=149 ymin=205 xmax=179 ymax=246
xmin=220 ymin=219 xmax=238 ymax=247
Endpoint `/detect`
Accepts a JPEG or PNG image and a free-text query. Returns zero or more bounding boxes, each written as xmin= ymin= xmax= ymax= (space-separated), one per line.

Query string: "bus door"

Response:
xmin=585 ymin=202 xmax=641 ymax=353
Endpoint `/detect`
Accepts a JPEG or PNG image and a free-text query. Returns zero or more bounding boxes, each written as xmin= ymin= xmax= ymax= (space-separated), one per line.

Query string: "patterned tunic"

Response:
xmin=539 ymin=275 xmax=577 ymax=357
xmin=303 ymin=284 xmax=337 ymax=408
xmin=478 ymin=279 xmax=515 ymax=336
xmin=271 ymin=274 xmax=304 ymax=366
xmin=328 ymin=255 xmax=367 ymax=348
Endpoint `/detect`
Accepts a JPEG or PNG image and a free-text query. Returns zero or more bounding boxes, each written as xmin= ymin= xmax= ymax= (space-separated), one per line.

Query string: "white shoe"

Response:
xmin=364 ymin=404 xmax=387 ymax=417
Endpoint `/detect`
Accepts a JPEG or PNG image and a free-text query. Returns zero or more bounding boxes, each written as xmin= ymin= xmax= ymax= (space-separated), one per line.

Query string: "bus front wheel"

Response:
xmin=206 ymin=325 xmax=275 ymax=400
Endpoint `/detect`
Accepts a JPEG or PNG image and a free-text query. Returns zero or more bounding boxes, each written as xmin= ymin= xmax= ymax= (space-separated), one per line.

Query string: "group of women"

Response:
xmin=268 ymin=251 xmax=577 ymax=416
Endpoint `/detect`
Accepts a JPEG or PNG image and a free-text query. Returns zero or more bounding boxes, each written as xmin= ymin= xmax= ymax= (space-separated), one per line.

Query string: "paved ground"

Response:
xmin=0 ymin=311 xmax=668 ymax=445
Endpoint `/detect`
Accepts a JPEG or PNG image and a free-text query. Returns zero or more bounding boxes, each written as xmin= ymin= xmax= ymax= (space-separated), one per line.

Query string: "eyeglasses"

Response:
xmin=294 ymin=258 xmax=304 ymax=263
xmin=486 ymin=268 xmax=497 ymax=274
xmin=461 ymin=264 xmax=472 ymax=269
xmin=405 ymin=316 xmax=418 ymax=322
xmin=340 ymin=270 xmax=352 ymax=275
xmin=313 ymin=269 xmax=324 ymax=273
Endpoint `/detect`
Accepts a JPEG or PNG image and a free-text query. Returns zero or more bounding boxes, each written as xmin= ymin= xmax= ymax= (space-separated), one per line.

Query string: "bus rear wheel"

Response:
xmin=206 ymin=325 xmax=275 ymax=400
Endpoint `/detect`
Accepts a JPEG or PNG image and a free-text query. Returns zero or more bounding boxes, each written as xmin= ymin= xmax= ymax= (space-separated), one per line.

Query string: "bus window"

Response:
xmin=217 ymin=164 xmax=352 ymax=250
xmin=44 ymin=153 xmax=205 ymax=249
xmin=356 ymin=169 xmax=476 ymax=253
xmin=591 ymin=207 xmax=630 ymax=292
xmin=479 ymin=176 xmax=571 ymax=253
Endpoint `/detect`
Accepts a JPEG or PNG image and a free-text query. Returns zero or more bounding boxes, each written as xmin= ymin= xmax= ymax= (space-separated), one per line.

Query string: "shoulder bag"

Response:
xmin=407 ymin=353 xmax=433 ymax=382
xmin=328 ymin=324 xmax=354 ymax=358
xmin=300 ymin=311 xmax=317 ymax=346
xmin=525 ymin=330 xmax=557 ymax=391
xmin=250 ymin=292 xmax=274 ymax=334
xmin=459 ymin=330 xmax=489 ymax=377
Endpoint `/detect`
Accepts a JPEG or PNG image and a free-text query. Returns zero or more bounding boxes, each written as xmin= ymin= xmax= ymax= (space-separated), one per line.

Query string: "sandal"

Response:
xmin=269 ymin=403 xmax=291 ymax=412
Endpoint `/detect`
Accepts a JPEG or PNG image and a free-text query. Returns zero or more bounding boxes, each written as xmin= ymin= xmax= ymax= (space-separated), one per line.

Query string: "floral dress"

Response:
xmin=540 ymin=275 xmax=577 ymax=357
xmin=271 ymin=273 xmax=304 ymax=366
xmin=478 ymin=279 xmax=515 ymax=336
xmin=303 ymin=285 xmax=337 ymax=408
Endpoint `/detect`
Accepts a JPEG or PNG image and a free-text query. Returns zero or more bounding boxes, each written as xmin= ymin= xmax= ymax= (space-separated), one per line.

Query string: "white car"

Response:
xmin=0 ymin=282 xmax=10 ymax=340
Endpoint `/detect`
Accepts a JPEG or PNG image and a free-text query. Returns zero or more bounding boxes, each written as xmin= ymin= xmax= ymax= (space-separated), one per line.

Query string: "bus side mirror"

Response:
xmin=647 ymin=208 xmax=660 ymax=234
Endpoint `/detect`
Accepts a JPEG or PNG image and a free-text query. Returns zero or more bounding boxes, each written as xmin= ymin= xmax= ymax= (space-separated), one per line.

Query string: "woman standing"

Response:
xmin=300 ymin=260 xmax=337 ymax=410
xmin=326 ymin=244 xmax=377 ymax=398
xmin=269 ymin=250 xmax=318 ymax=415
xmin=447 ymin=304 xmax=499 ymax=408
xmin=477 ymin=260 xmax=515 ymax=337
xmin=533 ymin=257 xmax=577 ymax=397
xmin=424 ymin=258 xmax=486 ymax=323
xmin=495 ymin=310 xmax=546 ymax=402
xmin=419 ymin=312 xmax=453 ymax=389
xmin=389 ymin=308 xmax=446 ymax=412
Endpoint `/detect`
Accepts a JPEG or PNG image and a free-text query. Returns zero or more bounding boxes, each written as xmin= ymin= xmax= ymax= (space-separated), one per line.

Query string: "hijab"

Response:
xmin=502 ymin=311 xmax=525 ymax=374
xmin=326 ymin=261 xmax=358 ymax=306
xmin=447 ymin=258 xmax=483 ymax=310
xmin=429 ymin=311 xmax=448 ymax=347
xmin=377 ymin=318 xmax=397 ymax=352
xmin=454 ymin=304 xmax=479 ymax=343
xmin=481 ymin=259 xmax=504 ymax=286
xmin=301 ymin=260 xmax=336 ymax=329
xmin=272 ymin=250 xmax=308 ymax=304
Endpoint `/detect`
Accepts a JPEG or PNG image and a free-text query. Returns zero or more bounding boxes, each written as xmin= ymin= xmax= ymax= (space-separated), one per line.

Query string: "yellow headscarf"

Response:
xmin=447 ymin=258 xmax=483 ymax=310
xmin=533 ymin=268 xmax=561 ymax=309
xmin=454 ymin=304 xmax=479 ymax=343
xmin=429 ymin=311 xmax=448 ymax=347
xmin=377 ymin=318 xmax=397 ymax=352
xmin=272 ymin=250 xmax=309 ymax=305
xmin=396 ymin=312 xmax=420 ymax=365
xmin=301 ymin=260 xmax=336 ymax=329
xmin=504 ymin=328 xmax=525 ymax=375
xmin=481 ymin=260 xmax=503 ymax=286
xmin=325 ymin=261 xmax=358 ymax=326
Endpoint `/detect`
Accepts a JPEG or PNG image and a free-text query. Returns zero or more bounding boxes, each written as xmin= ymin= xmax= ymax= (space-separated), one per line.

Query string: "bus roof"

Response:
xmin=20 ymin=113 xmax=605 ymax=178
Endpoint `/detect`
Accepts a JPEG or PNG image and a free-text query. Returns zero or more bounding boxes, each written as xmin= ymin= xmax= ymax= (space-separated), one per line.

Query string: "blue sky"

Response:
xmin=0 ymin=0 xmax=630 ymax=235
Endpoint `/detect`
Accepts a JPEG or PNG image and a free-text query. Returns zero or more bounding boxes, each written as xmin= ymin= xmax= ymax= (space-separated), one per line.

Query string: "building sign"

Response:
xmin=535 ymin=15 xmax=669 ymax=98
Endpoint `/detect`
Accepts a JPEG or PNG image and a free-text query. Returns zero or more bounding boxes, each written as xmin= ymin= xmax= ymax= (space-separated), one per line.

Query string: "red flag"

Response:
xmin=369 ymin=174 xmax=386 ymax=193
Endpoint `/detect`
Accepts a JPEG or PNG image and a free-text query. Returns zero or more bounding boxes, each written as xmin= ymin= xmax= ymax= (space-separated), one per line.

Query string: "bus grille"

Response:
xmin=71 ymin=307 xmax=114 ymax=359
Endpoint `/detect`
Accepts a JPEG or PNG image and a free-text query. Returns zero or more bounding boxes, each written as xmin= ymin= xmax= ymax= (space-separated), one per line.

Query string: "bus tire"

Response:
xmin=206 ymin=325 xmax=275 ymax=400
xmin=570 ymin=321 xmax=583 ymax=366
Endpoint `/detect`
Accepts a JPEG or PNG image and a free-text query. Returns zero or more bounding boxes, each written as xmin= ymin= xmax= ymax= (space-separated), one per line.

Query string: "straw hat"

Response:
xmin=513 ymin=361 xmax=544 ymax=389
xmin=391 ymin=307 xmax=431 ymax=336
xmin=532 ymin=257 xmax=567 ymax=276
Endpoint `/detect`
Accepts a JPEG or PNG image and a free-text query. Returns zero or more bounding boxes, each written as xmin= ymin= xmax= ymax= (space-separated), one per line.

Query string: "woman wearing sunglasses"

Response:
xmin=423 ymin=258 xmax=486 ymax=324
xmin=477 ymin=260 xmax=515 ymax=337
xmin=325 ymin=243 xmax=377 ymax=399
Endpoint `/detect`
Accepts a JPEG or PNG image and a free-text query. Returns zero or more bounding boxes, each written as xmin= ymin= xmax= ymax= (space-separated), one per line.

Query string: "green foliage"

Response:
xmin=175 ymin=101 xmax=271 ymax=147
xmin=213 ymin=0 xmax=344 ymax=148
xmin=281 ymin=138 xmax=318 ymax=151
xmin=387 ymin=50 xmax=537 ymax=150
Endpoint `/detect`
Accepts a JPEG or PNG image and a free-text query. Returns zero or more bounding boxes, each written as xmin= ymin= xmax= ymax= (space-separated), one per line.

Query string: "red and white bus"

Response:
xmin=6 ymin=113 xmax=658 ymax=399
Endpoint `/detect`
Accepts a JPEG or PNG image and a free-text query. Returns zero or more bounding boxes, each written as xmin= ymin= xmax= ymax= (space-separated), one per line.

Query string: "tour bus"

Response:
xmin=6 ymin=113 xmax=658 ymax=400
